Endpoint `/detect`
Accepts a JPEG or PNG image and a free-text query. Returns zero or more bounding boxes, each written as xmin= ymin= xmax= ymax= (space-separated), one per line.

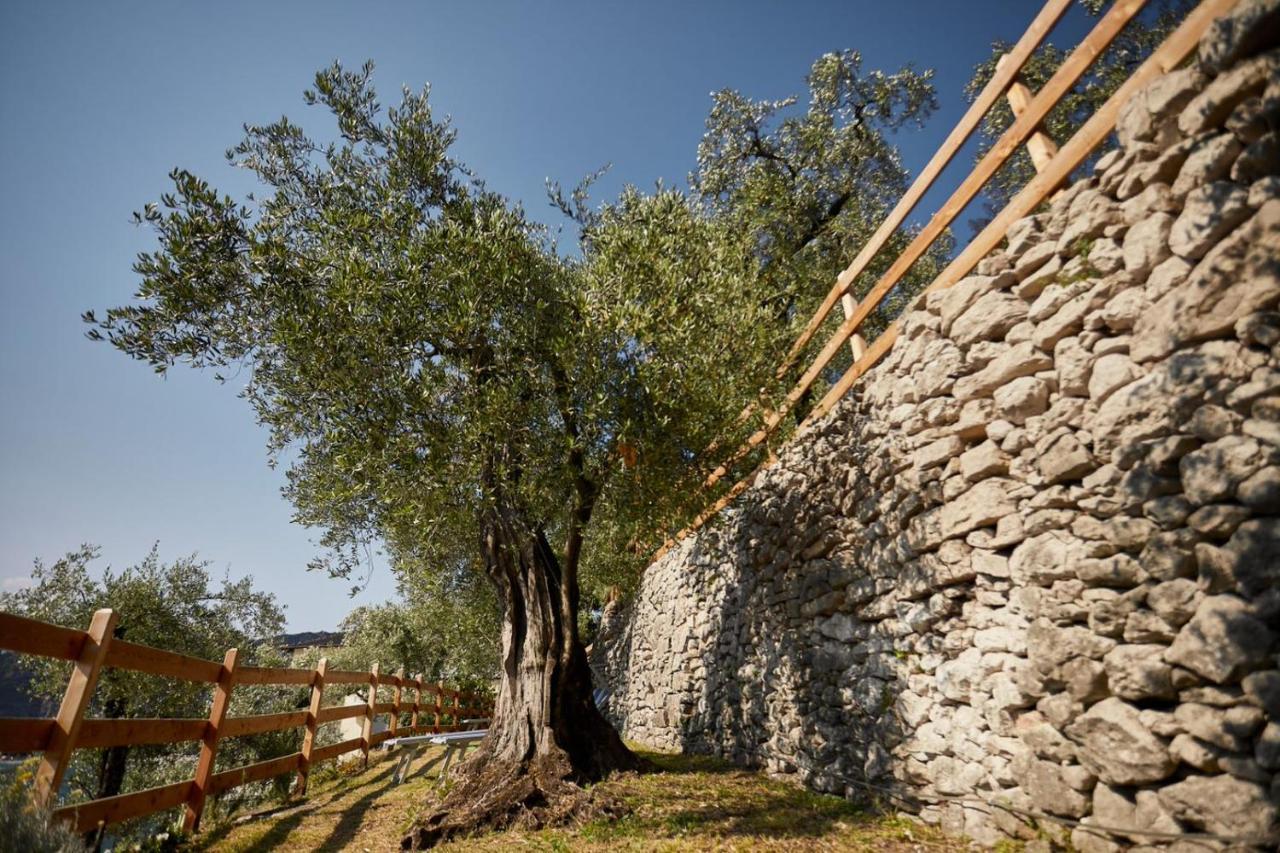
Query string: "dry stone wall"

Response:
xmin=592 ymin=4 xmax=1280 ymax=848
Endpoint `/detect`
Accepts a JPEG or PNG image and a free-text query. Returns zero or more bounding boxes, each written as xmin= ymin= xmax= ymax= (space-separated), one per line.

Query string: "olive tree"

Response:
xmin=88 ymin=54 xmax=944 ymax=843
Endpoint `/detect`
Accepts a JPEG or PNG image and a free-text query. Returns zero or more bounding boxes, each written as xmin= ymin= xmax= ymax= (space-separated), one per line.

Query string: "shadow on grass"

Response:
xmin=585 ymin=749 xmax=880 ymax=843
xmin=314 ymin=761 xmax=403 ymax=850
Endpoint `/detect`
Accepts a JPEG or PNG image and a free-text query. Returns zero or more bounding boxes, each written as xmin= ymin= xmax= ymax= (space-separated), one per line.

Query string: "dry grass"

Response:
xmin=194 ymin=748 xmax=968 ymax=852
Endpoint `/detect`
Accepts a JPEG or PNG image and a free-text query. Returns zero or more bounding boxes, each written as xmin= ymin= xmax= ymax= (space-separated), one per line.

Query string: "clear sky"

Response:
xmin=0 ymin=1 xmax=1099 ymax=631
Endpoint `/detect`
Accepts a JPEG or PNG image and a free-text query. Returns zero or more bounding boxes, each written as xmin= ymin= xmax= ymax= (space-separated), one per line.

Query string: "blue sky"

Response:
xmin=0 ymin=1 xmax=1099 ymax=631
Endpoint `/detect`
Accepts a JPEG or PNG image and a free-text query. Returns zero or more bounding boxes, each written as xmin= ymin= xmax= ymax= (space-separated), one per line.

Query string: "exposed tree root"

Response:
xmin=401 ymin=747 xmax=634 ymax=849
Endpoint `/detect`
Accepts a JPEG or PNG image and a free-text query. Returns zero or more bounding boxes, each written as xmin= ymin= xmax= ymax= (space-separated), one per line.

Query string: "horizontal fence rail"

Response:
xmin=656 ymin=0 xmax=1238 ymax=560
xmin=0 ymin=608 xmax=492 ymax=835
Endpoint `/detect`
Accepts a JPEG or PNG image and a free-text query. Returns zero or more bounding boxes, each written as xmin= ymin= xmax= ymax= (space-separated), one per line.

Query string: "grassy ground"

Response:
xmin=194 ymin=748 xmax=965 ymax=852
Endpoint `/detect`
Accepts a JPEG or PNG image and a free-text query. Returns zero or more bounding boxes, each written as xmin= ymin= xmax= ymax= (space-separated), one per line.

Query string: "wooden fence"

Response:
xmin=0 ymin=608 xmax=491 ymax=835
xmin=655 ymin=0 xmax=1239 ymax=559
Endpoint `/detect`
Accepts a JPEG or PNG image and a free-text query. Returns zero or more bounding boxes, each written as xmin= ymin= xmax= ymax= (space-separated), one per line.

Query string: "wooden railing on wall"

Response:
xmin=0 ymin=608 xmax=492 ymax=835
xmin=655 ymin=0 xmax=1239 ymax=560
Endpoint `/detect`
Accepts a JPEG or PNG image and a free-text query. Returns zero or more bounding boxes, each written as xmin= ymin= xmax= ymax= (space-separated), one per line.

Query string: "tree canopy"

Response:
xmin=87 ymin=54 xmax=949 ymax=841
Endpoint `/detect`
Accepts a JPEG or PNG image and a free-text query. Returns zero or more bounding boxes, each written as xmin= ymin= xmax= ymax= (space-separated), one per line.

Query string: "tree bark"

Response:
xmin=481 ymin=506 xmax=636 ymax=779
xmin=403 ymin=500 xmax=642 ymax=849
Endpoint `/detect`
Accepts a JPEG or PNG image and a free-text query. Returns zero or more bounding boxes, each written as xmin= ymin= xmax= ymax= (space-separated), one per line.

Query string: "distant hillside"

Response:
xmin=275 ymin=631 xmax=343 ymax=652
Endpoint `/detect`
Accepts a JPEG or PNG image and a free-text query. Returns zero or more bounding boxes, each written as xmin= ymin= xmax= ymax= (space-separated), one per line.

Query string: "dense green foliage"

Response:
xmin=964 ymin=0 xmax=1192 ymax=228
xmin=88 ymin=51 xmax=945 ymax=657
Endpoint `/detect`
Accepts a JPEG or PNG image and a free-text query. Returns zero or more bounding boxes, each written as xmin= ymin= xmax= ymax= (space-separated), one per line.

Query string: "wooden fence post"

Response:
xmin=34 ymin=608 xmax=117 ymax=808
xmin=361 ymin=663 xmax=379 ymax=767
xmin=409 ymin=675 xmax=421 ymax=732
xmin=434 ymin=681 xmax=443 ymax=733
xmin=184 ymin=647 xmax=239 ymax=832
xmin=452 ymin=690 xmax=462 ymax=730
xmin=390 ymin=668 xmax=404 ymax=738
xmin=997 ymin=53 xmax=1060 ymax=173
xmin=295 ymin=657 xmax=327 ymax=796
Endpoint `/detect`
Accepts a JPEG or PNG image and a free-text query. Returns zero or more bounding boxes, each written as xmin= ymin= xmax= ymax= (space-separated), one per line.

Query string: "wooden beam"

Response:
xmin=316 ymin=702 xmax=366 ymax=724
xmin=76 ymin=718 xmax=207 ymax=749
xmin=803 ymin=0 xmax=1239 ymax=427
xmin=390 ymin=668 xmax=404 ymax=738
xmin=184 ymin=647 xmax=238 ymax=832
xmin=208 ymin=752 xmax=302 ymax=797
xmin=409 ymin=675 xmax=421 ymax=732
xmin=434 ymin=681 xmax=443 ymax=733
xmin=35 ymin=608 xmax=117 ymax=808
xmin=54 ymin=780 xmax=192 ymax=835
xmin=998 ymin=54 xmax=1061 ymax=172
xmin=235 ymin=665 xmax=315 ymax=686
xmin=311 ymin=736 xmax=364 ymax=765
xmin=777 ymin=0 xmax=1075 ymax=373
xmin=0 ymin=718 xmax=54 ymax=753
xmin=662 ymin=0 xmax=1238 ymax=555
xmin=104 ymin=639 xmax=222 ymax=683
xmin=296 ymin=657 xmax=326 ymax=796
xmin=361 ymin=663 xmax=379 ymax=768
xmin=219 ymin=710 xmax=308 ymax=739
xmin=701 ymin=0 xmax=1150 ymax=493
xmin=0 ymin=612 xmax=87 ymax=661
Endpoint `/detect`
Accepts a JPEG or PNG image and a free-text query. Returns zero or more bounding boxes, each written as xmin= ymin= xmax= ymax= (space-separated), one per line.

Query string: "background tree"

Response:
xmin=295 ymin=567 xmax=499 ymax=692
xmin=1 ymin=546 xmax=288 ymax=842
xmin=964 ymin=0 xmax=1192 ymax=228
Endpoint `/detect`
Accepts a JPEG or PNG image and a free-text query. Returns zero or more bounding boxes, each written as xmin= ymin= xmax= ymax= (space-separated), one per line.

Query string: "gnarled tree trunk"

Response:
xmin=403 ymin=502 xmax=642 ymax=849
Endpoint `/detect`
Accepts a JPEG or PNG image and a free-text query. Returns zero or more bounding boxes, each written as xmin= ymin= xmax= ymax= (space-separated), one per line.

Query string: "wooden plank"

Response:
xmin=776 ymin=0 xmax=1074 ymax=373
xmin=409 ymin=675 xmax=421 ymax=731
xmin=53 ymin=780 xmax=192 ymax=835
xmin=370 ymin=730 xmax=394 ymax=747
xmin=104 ymin=639 xmax=222 ymax=683
xmin=362 ymin=663 xmax=379 ymax=767
xmin=0 ymin=612 xmax=86 ymax=661
xmin=77 ymin=718 xmax=207 ymax=749
xmin=434 ymin=681 xmax=443 ymax=733
xmin=296 ymin=658 xmax=326 ymax=796
xmin=311 ymin=736 xmax=364 ymax=765
xmin=235 ymin=666 xmax=316 ymax=686
xmin=316 ymin=703 xmax=366 ymax=724
xmin=804 ymin=0 xmax=1239 ymax=426
xmin=702 ymin=0 xmax=1151 ymax=493
xmin=183 ymin=647 xmax=238 ymax=832
xmin=207 ymin=751 xmax=303 ymax=796
xmin=220 ymin=710 xmax=308 ymax=739
xmin=0 ymin=717 xmax=53 ymax=753
xmin=374 ymin=701 xmax=397 ymax=714
xmin=999 ymin=54 xmax=1061 ymax=172
xmin=35 ymin=608 xmax=117 ymax=808
xmin=324 ymin=669 xmax=373 ymax=684
xmin=390 ymin=668 xmax=404 ymax=737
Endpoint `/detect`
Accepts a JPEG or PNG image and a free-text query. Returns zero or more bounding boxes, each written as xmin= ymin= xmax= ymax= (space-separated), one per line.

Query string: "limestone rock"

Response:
xmin=1164 ymin=594 xmax=1275 ymax=683
xmin=1157 ymin=774 xmax=1275 ymax=838
xmin=993 ymin=376 xmax=1049 ymax=424
xmin=1169 ymin=181 xmax=1252 ymax=259
xmin=951 ymin=290 xmax=1027 ymax=345
xmin=1038 ymin=431 xmax=1094 ymax=485
xmin=1088 ymin=353 xmax=1143 ymax=403
xmin=1180 ymin=48 xmax=1280 ymax=136
xmin=1104 ymin=644 xmax=1175 ymax=700
xmin=1122 ymin=212 xmax=1174 ymax=276
xmin=1197 ymin=0 xmax=1280 ymax=74
xmin=1065 ymin=697 xmax=1176 ymax=785
xmin=1132 ymin=200 xmax=1280 ymax=363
